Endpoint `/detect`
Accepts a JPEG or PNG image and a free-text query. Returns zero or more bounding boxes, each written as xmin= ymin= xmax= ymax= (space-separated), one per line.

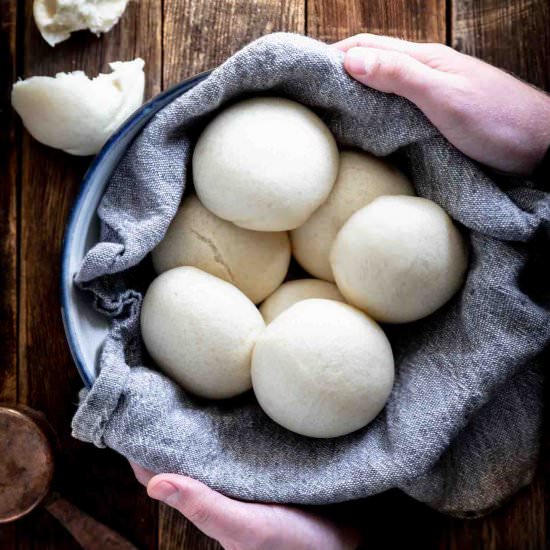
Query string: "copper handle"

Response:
xmin=44 ymin=493 xmax=138 ymax=550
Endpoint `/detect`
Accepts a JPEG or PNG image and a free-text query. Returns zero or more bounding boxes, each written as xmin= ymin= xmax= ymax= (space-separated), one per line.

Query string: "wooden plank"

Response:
xmin=307 ymin=0 xmax=446 ymax=43
xmin=0 ymin=0 xmax=19 ymax=546
xmin=160 ymin=1 xmax=305 ymax=548
xmin=453 ymin=0 xmax=550 ymax=89
xmin=438 ymin=481 xmax=546 ymax=550
xmin=0 ymin=0 xmax=18 ymax=405
xmin=443 ymin=1 xmax=550 ymax=548
xmin=163 ymin=0 xmax=306 ymax=87
xmin=17 ymin=0 xmax=161 ymax=548
xmin=159 ymin=506 xmax=227 ymax=550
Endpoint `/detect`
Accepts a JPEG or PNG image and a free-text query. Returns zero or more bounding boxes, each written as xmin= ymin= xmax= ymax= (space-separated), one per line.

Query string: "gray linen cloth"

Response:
xmin=71 ymin=33 xmax=550 ymax=517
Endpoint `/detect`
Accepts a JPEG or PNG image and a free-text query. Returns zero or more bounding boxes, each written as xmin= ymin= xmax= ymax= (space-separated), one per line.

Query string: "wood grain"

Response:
xmin=307 ymin=0 xmax=446 ymax=43
xmin=16 ymin=0 xmax=162 ymax=549
xmin=0 ymin=0 xmax=18 ymax=404
xmin=438 ymin=481 xmax=546 ymax=550
xmin=159 ymin=506 xmax=226 ymax=550
xmin=163 ymin=0 xmax=305 ymax=87
xmin=160 ymin=1 xmax=304 ymax=548
xmin=0 ymin=1 xmax=19 ymax=547
xmin=452 ymin=0 xmax=550 ymax=90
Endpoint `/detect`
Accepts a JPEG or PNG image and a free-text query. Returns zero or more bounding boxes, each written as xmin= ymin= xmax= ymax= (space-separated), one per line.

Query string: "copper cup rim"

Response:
xmin=0 ymin=406 xmax=55 ymax=523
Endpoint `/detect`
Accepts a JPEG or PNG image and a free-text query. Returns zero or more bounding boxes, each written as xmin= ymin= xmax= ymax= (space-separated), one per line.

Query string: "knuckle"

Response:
xmin=422 ymin=43 xmax=459 ymax=70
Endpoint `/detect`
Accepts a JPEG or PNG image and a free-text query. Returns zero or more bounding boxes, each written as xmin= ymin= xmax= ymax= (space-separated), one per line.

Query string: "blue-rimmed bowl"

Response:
xmin=60 ymin=72 xmax=210 ymax=390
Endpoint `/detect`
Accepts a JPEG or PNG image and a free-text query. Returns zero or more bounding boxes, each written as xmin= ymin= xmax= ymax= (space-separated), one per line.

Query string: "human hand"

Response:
xmin=334 ymin=34 xmax=550 ymax=175
xmin=130 ymin=463 xmax=360 ymax=550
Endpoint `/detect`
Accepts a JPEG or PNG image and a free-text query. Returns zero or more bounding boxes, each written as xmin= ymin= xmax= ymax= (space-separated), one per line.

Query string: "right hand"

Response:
xmin=334 ymin=34 xmax=550 ymax=175
xmin=130 ymin=463 xmax=360 ymax=550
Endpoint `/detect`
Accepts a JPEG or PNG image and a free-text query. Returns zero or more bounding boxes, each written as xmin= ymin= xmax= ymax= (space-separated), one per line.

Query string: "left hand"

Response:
xmin=130 ymin=463 xmax=360 ymax=550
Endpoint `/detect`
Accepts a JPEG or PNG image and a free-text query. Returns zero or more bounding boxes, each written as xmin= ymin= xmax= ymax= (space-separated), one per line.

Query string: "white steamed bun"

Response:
xmin=330 ymin=196 xmax=468 ymax=323
xmin=193 ymin=97 xmax=339 ymax=231
xmin=34 ymin=0 xmax=130 ymax=46
xmin=152 ymin=195 xmax=290 ymax=304
xmin=259 ymin=278 xmax=345 ymax=324
xmin=11 ymin=58 xmax=144 ymax=156
xmin=141 ymin=267 xmax=265 ymax=399
xmin=291 ymin=150 xmax=414 ymax=281
xmin=252 ymin=299 xmax=394 ymax=438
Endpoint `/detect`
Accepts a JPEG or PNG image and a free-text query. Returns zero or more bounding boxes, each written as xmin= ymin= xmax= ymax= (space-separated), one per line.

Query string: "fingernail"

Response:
xmin=346 ymin=48 xmax=375 ymax=76
xmin=149 ymin=481 xmax=179 ymax=505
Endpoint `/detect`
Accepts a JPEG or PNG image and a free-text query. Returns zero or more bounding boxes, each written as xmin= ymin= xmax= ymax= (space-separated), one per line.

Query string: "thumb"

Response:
xmin=344 ymin=46 xmax=441 ymax=104
xmin=147 ymin=474 xmax=249 ymax=543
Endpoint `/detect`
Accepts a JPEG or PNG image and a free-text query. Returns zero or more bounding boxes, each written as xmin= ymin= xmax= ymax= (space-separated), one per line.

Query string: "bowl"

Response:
xmin=60 ymin=72 xmax=210 ymax=389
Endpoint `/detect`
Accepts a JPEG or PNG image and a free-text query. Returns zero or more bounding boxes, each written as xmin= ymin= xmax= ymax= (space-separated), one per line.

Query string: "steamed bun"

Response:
xmin=141 ymin=267 xmax=265 ymax=399
xmin=252 ymin=299 xmax=394 ymax=438
xmin=259 ymin=279 xmax=345 ymax=324
xmin=152 ymin=195 xmax=290 ymax=304
xmin=291 ymin=150 xmax=414 ymax=281
xmin=330 ymin=196 xmax=468 ymax=323
xmin=34 ymin=0 xmax=130 ymax=47
xmin=11 ymin=58 xmax=145 ymax=156
xmin=193 ymin=97 xmax=339 ymax=231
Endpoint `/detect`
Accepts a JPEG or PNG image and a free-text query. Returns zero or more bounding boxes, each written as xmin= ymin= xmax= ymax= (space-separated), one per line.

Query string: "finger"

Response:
xmin=344 ymin=47 xmax=444 ymax=104
xmin=333 ymin=33 xmax=442 ymax=63
xmin=147 ymin=474 xmax=254 ymax=543
xmin=129 ymin=461 xmax=155 ymax=486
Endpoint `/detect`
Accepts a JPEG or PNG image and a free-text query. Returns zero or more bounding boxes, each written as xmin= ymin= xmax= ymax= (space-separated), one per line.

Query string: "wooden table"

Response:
xmin=0 ymin=1 xmax=548 ymax=548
